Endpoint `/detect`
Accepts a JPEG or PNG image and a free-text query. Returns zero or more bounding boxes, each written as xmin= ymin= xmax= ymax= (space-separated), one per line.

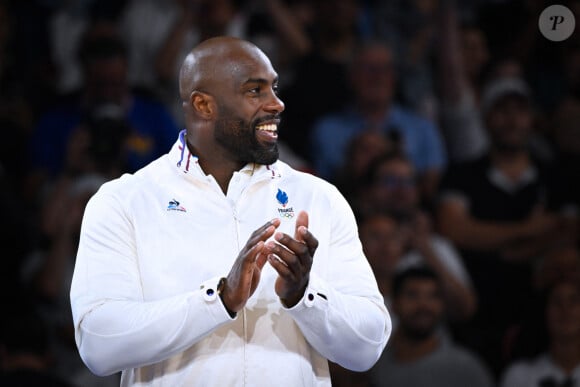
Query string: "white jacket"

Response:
xmin=70 ymin=133 xmax=391 ymax=386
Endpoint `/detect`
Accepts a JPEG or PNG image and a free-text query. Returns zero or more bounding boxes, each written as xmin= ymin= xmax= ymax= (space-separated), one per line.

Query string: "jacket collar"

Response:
xmin=171 ymin=130 xmax=282 ymax=181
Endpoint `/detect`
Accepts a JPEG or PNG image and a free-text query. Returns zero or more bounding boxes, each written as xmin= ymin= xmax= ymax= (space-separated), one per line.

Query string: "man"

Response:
xmin=31 ymin=33 xmax=178 ymax=180
xmin=310 ymin=40 xmax=446 ymax=200
xmin=437 ymin=76 xmax=577 ymax=377
xmin=359 ymin=153 xmax=476 ymax=322
xmin=368 ymin=267 xmax=494 ymax=387
xmin=69 ymin=36 xmax=391 ymax=386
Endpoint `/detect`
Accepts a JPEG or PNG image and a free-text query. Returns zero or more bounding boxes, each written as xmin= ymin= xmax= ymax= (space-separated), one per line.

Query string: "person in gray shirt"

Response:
xmin=369 ymin=266 xmax=495 ymax=387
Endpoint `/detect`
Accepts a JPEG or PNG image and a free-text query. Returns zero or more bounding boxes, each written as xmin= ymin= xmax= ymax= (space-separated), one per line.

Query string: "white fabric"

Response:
xmin=501 ymin=354 xmax=580 ymax=387
xmin=70 ymin=135 xmax=391 ymax=386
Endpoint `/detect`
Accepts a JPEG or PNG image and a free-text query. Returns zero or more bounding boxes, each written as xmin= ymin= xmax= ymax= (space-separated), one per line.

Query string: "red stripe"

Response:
xmin=185 ymin=150 xmax=191 ymax=171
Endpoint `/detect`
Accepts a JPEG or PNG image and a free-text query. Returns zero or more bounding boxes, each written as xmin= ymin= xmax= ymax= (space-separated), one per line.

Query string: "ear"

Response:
xmin=190 ymin=91 xmax=216 ymax=119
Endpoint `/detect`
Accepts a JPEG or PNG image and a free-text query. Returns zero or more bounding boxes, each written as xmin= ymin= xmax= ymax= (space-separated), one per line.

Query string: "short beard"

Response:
xmin=214 ymin=105 xmax=279 ymax=165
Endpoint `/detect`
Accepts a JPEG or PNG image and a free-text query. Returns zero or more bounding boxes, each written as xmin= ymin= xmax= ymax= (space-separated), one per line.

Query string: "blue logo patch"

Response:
xmin=276 ymin=188 xmax=289 ymax=207
xmin=276 ymin=189 xmax=294 ymax=219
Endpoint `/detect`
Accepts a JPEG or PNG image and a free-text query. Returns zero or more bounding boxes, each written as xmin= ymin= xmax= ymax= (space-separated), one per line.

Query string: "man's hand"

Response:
xmin=221 ymin=218 xmax=281 ymax=313
xmin=266 ymin=211 xmax=318 ymax=307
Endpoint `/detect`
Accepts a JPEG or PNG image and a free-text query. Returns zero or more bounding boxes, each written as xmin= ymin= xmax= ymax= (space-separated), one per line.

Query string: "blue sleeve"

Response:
xmin=419 ymin=119 xmax=447 ymax=172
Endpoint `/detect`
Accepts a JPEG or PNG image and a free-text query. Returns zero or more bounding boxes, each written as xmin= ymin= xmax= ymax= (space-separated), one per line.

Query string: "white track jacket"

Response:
xmin=70 ymin=132 xmax=391 ymax=386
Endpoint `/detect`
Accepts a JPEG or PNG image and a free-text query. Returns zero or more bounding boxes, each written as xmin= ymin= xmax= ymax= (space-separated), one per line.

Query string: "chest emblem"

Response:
xmin=167 ymin=199 xmax=186 ymax=212
xmin=276 ymin=189 xmax=294 ymax=219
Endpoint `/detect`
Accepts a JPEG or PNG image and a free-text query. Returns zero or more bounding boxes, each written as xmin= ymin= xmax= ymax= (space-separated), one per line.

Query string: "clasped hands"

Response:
xmin=220 ymin=211 xmax=318 ymax=313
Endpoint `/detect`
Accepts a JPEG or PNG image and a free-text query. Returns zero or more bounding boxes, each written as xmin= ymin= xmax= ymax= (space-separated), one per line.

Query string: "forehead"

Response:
xmin=226 ymin=47 xmax=278 ymax=84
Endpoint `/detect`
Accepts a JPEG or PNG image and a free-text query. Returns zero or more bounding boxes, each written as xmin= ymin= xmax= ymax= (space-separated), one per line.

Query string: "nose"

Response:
xmin=265 ymin=91 xmax=285 ymax=115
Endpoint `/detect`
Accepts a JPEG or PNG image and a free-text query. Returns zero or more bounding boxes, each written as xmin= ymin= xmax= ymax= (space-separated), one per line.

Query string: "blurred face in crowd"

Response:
xmin=85 ymin=56 xmax=129 ymax=106
xmin=485 ymin=94 xmax=533 ymax=152
xmin=394 ymin=276 xmax=443 ymax=340
xmin=535 ymin=245 xmax=580 ymax=291
xmin=359 ymin=214 xmax=404 ymax=278
xmin=546 ymin=281 xmax=580 ymax=342
xmin=350 ymin=44 xmax=396 ymax=109
xmin=369 ymin=157 xmax=418 ymax=219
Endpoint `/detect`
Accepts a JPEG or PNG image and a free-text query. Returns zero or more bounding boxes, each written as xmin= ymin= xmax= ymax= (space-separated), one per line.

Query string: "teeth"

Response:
xmin=256 ymin=124 xmax=277 ymax=132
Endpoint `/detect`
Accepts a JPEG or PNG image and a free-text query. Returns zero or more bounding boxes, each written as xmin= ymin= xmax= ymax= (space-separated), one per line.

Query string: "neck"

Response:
xmin=490 ymin=147 xmax=531 ymax=180
xmin=186 ymin=139 xmax=243 ymax=194
xmin=550 ymin=338 xmax=580 ymax=374
xmin=392 ymin=329 xmax=440 ymax=363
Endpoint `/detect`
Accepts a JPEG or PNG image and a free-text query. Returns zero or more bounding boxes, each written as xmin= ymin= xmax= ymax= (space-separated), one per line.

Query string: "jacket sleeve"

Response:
xmin=285 ymin=187 xmax=392 ymax=371
xmin=69 ymin=189 xmax=233 ymax=376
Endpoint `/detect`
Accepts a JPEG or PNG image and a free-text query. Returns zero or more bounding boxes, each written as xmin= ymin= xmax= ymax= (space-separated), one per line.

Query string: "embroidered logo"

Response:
xmin=276 ymin=189 xmax=294 ymax=219
xmin=167 ymin=199 xmax=186 ymax=212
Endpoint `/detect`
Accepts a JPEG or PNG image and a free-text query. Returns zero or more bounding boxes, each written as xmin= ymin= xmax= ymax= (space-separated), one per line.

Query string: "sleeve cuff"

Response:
xmin=198 ymin=276 xmax=237 ymax=320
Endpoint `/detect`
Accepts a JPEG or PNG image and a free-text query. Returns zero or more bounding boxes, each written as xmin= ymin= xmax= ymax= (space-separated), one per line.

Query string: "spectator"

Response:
xmin=333 ymin=130 xmax=393 ymax=206
xmin=500 ymin=279 xmax=580 ymax=387
xmin=373 ymin=0 xmax=441 ymax=119
xmin=437 ymin=1 xmax=490 ymax=163
xmin=359 ymin=153 xmax=476 ymax=322
xmin=281 ymin=0 xmax=371 ymax=161
xmin=359 ymin=212 xmax=406 ymax=305
xmin=310 ymin=40 xmax=446 ymax=200
xmin=368 ymin=266 xmax=494 ymax=387
xmin=29 ymin=32 xmax=179 ymax=191
xmin=437 ymin=76 xmax=578 ymax=377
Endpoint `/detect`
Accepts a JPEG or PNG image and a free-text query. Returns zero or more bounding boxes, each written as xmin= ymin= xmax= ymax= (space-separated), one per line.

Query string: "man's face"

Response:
xmin=212 ymin=48 xmax=285 ymax=165
xmin=85 ymin=57 xmax=128 ymax=105
xmin=370 ymin=159 xmax=418 ymax=219
xmin=350 ymin=46 xmax=395 ymax=108
xmin=394 ymin=278 xmax=443 ymax=340
xmin=359 ymin=215 xmax=404 ymax=278
xmin=486 ymin=95 xmax=532 ymax=152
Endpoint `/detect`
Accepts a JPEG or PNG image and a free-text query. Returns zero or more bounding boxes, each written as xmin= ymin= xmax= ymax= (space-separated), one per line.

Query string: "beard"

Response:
xmin=214 ymin=104 xmax=279 ymax=165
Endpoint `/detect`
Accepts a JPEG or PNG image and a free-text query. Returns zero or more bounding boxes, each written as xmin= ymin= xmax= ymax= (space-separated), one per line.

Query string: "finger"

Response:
xmin=267 ymin=253 xmax=295 ymax=280
xmin=255 ymin=251 xmax=268 ymax=269
xmin=267 ymin=239 xmax=304 ymax=276
xmin=272 ymin=233 xmax=313 ymax=272
xmin=294 ymin=211 xmax=309 ymax=242
xmin=296 ymin=226 xmax=319 ymax=258
xmin=241 ymin=241 xmax=266 ymax=272
xmin=244 ymin=219 xmax=280 ymax=252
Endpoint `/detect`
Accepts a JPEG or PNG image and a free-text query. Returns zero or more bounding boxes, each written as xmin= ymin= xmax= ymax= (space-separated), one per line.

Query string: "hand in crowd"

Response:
xmin=401 ymin=211 xmax=433 ymax=253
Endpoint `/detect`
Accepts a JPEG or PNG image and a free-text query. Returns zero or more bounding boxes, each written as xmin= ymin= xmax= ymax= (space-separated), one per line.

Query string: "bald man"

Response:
xmin=70 ymin=37 xmax=391 ymax=387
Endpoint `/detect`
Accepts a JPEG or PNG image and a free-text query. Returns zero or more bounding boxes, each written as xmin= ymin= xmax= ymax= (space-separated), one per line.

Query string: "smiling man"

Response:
xmin=69 ymin=36 xmax=391 ymax=387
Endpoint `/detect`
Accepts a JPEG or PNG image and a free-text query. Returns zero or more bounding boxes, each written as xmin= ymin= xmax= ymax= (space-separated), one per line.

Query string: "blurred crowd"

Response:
xmin=0 ymin=0 xmax=579 ymax=386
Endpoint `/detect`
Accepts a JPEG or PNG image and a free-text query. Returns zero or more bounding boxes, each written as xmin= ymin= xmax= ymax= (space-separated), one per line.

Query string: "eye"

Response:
xmin=248 ymin=87 xmax=261 ymax=95
xmin=272 ymin=85 xmax=279 ymax=95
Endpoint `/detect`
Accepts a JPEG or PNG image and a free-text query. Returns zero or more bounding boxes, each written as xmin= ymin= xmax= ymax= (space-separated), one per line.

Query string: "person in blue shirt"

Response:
xmin=30 ymin=32 xmax=178 ymax=181
xmin=310 ymin=40 xmax=446 ymax=200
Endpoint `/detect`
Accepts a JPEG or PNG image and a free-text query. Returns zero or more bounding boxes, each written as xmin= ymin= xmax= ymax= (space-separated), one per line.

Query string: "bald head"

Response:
xmin=179 ymin=36 xmax=269 ymax=102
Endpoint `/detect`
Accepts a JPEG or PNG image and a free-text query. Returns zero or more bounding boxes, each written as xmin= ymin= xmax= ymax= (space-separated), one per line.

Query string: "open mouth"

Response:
xmin=255 ymin=123 xmax=278 ymax=143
